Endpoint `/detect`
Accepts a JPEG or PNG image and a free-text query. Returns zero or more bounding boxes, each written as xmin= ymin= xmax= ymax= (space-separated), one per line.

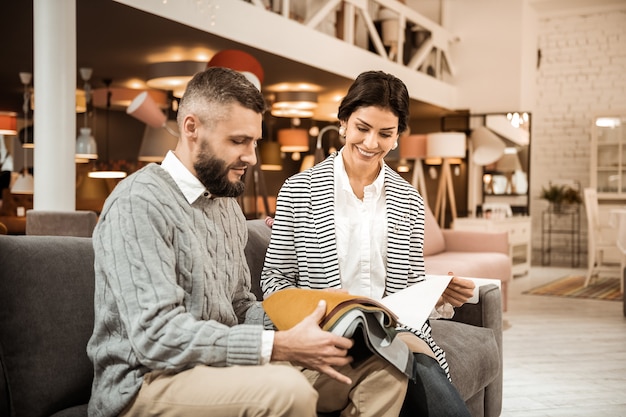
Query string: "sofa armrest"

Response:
xmin=448 ymin=284 xmax=503 ymax=416
xmin=451 ymin=284 xmax=502 ymax=333
xmin=441 ymin=230 xmax=508 ymax=254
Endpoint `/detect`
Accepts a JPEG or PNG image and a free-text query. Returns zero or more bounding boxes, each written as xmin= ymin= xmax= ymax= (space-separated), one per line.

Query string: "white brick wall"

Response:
xmin=530 ymin=8 xmax=626 ymax=264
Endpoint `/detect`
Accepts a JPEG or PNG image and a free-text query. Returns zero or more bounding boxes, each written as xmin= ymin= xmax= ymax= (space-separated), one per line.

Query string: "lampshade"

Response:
xmin=0 ymin=112 xmax=18 ymax=135
xmin=127 ymin=91 xmax=168 ymax=128
xmin=259 ymin=141 xmax=283 ymax=171
xmin=207 ymin=49 xmax=265 ymax=90
xmin=146 ymin=61 xmax=207 ymax=98
xmin=400 ymin=134 xmax=427 ymax=159
xmin=271 ymin=91 xmax=318 ymax=118
xmin=277 ymin=128 xmax=309 ymax=152
xmin=426 ymin=132 xmax=466 ymax=158
xmin=92 ymin=88 xmax=168 ymax=111
xmin=11 ymin=171 xmax=34 ymax=194
xmin=313 ymin=101 xmax=339 ymax=121
xmin=470 ymin=126 xmax=505 ymax=166
xmin=138 ymin=120 xmax=178 ymax=162
xmin=75 ymin=127 xmax=98 ymax=161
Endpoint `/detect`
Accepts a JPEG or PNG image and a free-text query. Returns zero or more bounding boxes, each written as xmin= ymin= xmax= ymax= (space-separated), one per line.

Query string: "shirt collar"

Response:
xmin=160 ymin=150 xmax=210 ymax=204
xmin=334 ymin=148 xmax=385 ymax=197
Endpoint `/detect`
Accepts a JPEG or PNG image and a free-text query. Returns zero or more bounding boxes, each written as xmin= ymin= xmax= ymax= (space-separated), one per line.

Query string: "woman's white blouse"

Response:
xmin=333 ymin=150 xmax=388 ymax=299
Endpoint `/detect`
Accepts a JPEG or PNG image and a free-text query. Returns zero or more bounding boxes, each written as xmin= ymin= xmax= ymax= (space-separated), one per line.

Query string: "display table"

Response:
xmin=452 ymin=216 xmax=532 ymax=276
xmin=541 ymin=206 xmax=580 ymax=267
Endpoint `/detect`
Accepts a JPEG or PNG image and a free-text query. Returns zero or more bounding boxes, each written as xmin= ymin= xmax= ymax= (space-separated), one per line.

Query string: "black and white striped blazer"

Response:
xmin=261 ymin=152 xmax=449 ymax=374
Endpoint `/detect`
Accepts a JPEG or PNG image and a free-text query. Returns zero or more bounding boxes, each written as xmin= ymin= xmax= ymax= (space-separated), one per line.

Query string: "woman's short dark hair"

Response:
xmin=337 ymin=70 xmax=410 ymax=134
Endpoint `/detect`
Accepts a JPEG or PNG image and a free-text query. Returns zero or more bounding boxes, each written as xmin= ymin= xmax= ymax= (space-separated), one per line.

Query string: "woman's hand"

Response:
xmin=441 ymin=273 xmax=475 ymax=307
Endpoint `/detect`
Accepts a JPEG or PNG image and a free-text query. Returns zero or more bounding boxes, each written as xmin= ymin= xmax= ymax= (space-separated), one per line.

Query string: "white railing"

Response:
xmin=246 ymin=0 xmax=457 ymax=82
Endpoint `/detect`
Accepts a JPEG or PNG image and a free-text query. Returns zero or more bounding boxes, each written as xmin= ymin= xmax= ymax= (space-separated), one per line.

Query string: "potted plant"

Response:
xmin=540 ymin=184 xmax=582 ymax=213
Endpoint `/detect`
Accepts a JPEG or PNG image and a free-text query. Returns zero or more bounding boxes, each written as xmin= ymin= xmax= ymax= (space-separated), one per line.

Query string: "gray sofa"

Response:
xmin=0 ymin=219 xmax=503 ymax=417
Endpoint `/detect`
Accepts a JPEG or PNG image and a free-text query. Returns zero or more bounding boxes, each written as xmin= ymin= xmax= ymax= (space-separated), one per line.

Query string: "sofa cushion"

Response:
xmin=430 ymin=320 xmax=499 ymax=400
xmin=245 ymin=219 xmax=272 ymax=301
xmin=423 ymin=205 xmax=446 ymax=256
xmin=0 ymin=235 xmax=94 ymax=417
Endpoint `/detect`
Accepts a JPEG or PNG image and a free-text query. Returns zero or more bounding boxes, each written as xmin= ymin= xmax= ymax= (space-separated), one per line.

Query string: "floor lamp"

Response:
xmin=400 ymin=134 xmax=428 ymax=207
xmin=426 ymin=132 xmax=466 ymax=228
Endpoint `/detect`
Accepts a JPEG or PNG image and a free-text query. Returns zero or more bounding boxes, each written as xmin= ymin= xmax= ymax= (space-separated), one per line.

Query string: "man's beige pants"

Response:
xmin=120 ymin=356 xmax=407 ymax=417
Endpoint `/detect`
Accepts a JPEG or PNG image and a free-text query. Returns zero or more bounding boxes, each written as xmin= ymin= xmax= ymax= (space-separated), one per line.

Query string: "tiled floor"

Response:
xmin=501 ymin=266 xmax=626 ymax=416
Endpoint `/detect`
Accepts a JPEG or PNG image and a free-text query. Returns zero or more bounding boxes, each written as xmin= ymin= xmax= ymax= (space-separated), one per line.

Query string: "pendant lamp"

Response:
xmin=88 ymin=79 xmax=126 ymax=179
xmin=76 ymin=68 xmax=98 ymax=162
xmin=11 ymin=72 xmax=34 ymax=194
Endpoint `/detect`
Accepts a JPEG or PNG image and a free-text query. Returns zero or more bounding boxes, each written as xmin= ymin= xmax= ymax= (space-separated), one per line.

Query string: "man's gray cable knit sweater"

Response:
xmin=87 ymin=164 xmax=266 ymax=417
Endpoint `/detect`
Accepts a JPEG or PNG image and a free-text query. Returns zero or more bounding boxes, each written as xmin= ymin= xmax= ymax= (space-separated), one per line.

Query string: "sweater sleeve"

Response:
xmin=92 ymin=179 xmax=263 ymax=371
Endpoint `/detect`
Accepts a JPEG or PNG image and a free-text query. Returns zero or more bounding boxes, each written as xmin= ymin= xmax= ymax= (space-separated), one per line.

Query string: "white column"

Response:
xmin=33 ymin=0 xmax=76 ymax=210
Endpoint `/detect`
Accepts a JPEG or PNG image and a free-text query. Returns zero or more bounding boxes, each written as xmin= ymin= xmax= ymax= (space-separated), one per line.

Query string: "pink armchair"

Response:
xmin=423 ymin=206 xmax=512 ymax=311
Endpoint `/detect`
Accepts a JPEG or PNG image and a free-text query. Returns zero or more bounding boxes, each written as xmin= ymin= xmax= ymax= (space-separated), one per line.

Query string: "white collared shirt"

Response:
xmin=334 ymin=149 xmax=388 ymax=299
xmin=160 ymin=150 xmax=210 ymax=204
xmin=160 ymin=151 xmax=274 ymax=363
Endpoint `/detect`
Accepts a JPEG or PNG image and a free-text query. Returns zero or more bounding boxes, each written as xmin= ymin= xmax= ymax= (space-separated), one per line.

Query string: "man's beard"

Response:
xmin=194 ymin=142 xmax=247 ymax=198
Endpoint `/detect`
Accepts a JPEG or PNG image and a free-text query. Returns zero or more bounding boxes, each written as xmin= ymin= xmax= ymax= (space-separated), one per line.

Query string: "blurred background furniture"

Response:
xmin=452 ymin=214 xmax=530 ymax=277
xmin=541 ymin=203 xmax=581 ymax=267
xmin=0 ymin=189 xmax=32 ymax=234
xmin=25 ymin=210 xmax=97 ymax=237
xmin=583 ymin=188 xmax=622 ymax=291
xmin=540 ymin=181 xmax=582 ymax=267
xmin=608 ymin=206 xmax=626 ymax=295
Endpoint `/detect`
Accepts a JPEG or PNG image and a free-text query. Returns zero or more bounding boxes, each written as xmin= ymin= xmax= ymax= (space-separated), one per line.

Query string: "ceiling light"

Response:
xmin=88 ymin=170 xmax=127 ymax=179
xmin=146 ymin=61 xmax=207 ymax=97
xmin=595 ymin=117 xmax=621 ymax=128
xmin=271 ymin=91 xmax=318 ymax=118
xmin=11 ymin=72 xmax=33 ymax=195
xmin=88 ymin=79 xmax=127 ymax=179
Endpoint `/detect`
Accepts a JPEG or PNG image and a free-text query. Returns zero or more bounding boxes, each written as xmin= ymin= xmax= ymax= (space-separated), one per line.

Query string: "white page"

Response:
xmin=380 ymin=275 xmax=452 ymax=330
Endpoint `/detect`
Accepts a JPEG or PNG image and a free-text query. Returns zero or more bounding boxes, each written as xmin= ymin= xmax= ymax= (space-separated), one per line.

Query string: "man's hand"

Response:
xmin=442 ymin=273 xmax=475 ymax=307
xmin=271 ymin=300 xmax=354 ymax=385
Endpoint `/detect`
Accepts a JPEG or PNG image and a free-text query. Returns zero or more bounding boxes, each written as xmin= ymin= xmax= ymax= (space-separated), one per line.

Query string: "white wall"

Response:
xmin=530 ymin=5 xmax=626 ymax=262
xmin=446 ymin=0 xmax=538 ymax=113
